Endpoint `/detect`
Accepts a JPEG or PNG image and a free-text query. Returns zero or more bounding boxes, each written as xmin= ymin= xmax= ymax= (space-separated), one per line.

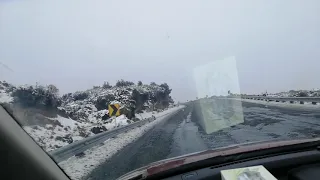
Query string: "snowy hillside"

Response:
xmin=59 ymin=83 xmax=170 ymax=123
xmin=23 ymin=115 xmax=130 ymax=151
xmin=0 ymin=80 xmax=173 ymax=151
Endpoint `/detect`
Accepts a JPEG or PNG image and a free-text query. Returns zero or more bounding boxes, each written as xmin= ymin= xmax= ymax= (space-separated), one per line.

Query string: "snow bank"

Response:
xmin=24 ymin=125 xmax=71 ymax=151
xmin=53 ymin=116 xmax=88 ymax=129
xmin=0 ymin=91 xmax=12 ymax=103
xmin=104 ymin=115 xmax=130 ymax=130
xmin=23 ymin=106 xmax=178 ymax=152
xmin=23 ymin=116 xmax=92 ymax=151
xmin=136 ymin=106 xmax=181 ymax=119
xmin=58 ymin=106 xmax=184 ymax=180
xmin=23 ymin=114 xmax=130 ymax=152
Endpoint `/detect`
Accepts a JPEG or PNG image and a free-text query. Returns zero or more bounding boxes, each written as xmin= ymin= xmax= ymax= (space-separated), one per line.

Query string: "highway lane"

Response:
xmin=167 ymin=112 xmax=207 ymax=158
xmin=86 ymin=99 xmax=320 ymax=180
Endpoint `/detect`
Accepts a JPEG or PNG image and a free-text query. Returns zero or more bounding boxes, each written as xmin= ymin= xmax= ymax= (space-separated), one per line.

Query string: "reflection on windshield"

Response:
xmin=194 ymin=99 xmax=244 ymax=134
xmin=193 ymin=57 xmax=244 ymax=133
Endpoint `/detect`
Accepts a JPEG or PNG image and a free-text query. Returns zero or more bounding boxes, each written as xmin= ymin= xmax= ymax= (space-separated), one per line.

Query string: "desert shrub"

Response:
xmin=12 ymin=85 xmax=61 ymax=108
xmin=102 ymin=82 xmax=112 ymax=89
xmin=95 ymin=94 xmax=115 ymax=110
xmin=73 ymin=91 xmax=89 ymax=101
xmin=115 ymin=79 xmax=134 ymax=87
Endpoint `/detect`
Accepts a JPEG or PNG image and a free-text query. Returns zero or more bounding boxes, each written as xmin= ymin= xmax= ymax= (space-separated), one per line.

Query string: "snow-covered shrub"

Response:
xmin=12 ymin=85 xmax=61 ymax=108
xmin=0 ymin=80 xmax=16 ymax=94
xmin=131 ymin=89 xmax=149 ymax=112
xmin=115 ymin=79 xmax=134 ymax=87
xmin=297 ymin=91 xmax=308 ymax=97
xmin=102 ymin=82 xmax=112 ymax=89
xmin=90 ymin=126 xmax=107 ymax=134
xmin=61 ymin=93 xmax=73 ymax=102
xmin=73 ymin=91 xmax=89 ymax=101
xmin=95 ymin=94 xmax=115 ymax=110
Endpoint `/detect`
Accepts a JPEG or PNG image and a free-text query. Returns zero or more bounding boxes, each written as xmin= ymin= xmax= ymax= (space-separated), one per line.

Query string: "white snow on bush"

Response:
xmin=58 ymin=106 xmax=184 ymax=180
xmin=59 ymin=84 xmax=170 ymax=122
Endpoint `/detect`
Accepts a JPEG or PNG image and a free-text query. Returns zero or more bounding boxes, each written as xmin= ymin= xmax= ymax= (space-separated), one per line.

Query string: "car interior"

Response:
xmin=159 ymin=146 xmax=320 ymax=180
xmin=0 ymin=105 xmax=69 ymax=180
xmin=2 ymin=104 xmax=320 ymax=180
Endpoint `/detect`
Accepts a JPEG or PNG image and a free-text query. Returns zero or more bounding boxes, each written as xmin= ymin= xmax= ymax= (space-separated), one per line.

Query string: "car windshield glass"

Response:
xmin=1 ymin=1 xmax=320 ymax=179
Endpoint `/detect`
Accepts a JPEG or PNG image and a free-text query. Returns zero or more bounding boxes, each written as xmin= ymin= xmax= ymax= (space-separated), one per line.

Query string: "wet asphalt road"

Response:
xmin=86 ymin=99 xmax=320 ymax=180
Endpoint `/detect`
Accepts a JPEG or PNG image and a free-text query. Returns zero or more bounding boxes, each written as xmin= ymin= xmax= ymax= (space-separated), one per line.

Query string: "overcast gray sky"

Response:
xmin=0 ymin=0 xmax=319 ymax=101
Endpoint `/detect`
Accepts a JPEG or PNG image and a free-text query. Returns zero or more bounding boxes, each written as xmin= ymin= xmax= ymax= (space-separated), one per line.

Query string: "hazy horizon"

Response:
xmin=1 ymin=0 xmax=320 ymax=101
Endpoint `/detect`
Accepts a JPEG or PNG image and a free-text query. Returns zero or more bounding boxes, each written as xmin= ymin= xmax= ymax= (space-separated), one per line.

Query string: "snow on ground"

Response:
xmin=53 ymin=116 xmax=90 ymax=129
xmin=23 ymin=114 xmax=130 ymax=152
xmin=58 ymin=106 xmax=184 ymax=180
xmin=24 ymin=125 xmax=72 ymax=151
xmin=23 ymin=116 xmax=92 ymax=152
xmin=0 ymin=90 xmax=12 ymax=103
xmin=103 ymin=115 xmax=129 ymax=130
xmin=136 ymin=107 xmax=180 ymax=119
xmin=23 ymin=107 xmax=182 ymax=152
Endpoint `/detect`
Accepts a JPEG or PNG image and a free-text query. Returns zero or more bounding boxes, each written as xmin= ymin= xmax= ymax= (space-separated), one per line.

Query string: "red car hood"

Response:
xmin=118 ymin=138 xmax=320 ymax=180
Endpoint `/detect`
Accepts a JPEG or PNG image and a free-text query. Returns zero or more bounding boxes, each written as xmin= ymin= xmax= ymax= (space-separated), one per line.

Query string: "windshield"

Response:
xmin=1 ymin=1 xmax=320 ymax=179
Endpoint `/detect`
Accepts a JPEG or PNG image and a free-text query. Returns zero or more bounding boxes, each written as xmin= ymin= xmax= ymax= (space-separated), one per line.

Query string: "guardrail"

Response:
xmin=49 ymin=109 xmax=182 ymax=163
xmin=241 ymin=96 xmax=320 ymax=104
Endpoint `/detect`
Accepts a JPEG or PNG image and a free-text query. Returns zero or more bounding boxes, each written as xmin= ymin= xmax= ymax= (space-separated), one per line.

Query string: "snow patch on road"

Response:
xmin=58 ymin=106 xmax=184 ymax=180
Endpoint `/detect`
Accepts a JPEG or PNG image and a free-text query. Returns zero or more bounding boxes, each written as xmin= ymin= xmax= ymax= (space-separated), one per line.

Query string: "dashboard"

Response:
xmin=159 ymin=149 xmax=320 ymax=180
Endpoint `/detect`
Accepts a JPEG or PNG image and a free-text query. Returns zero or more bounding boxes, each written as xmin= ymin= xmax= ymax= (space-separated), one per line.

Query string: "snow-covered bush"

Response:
xmin=95 ymin=94 xmax=115 ymax=110
xmin=297 ymin=91 xmax=308 ymax=97
xmin=5 ymin=80 xmax=174 ymax=122
xmin=131 ymin=89 xmax=149 ymax=112
xmin=102 ymin=81 xmax=112 ymax=89
xmin=115 ymin=79 xmax=134 ymax=87
xmin=73 ymin=91 xmax=89 ymax=101
xmin=12 ymin=85 xmax=61 ymax=108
